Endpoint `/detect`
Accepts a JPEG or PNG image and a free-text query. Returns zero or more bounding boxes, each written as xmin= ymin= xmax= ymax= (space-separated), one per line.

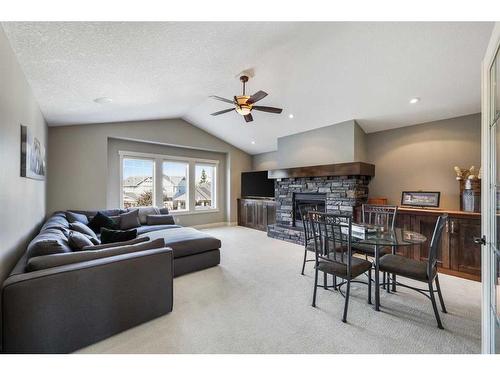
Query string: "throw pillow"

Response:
xmin=146 ymin=214 xmax=175 ymax=225
xmin=68 ymin=231 xmax=94 ymax=251
xmin=82 ymin=236 xmax=149 ymax=250
xmin=120 ymin=209 xmax=141 ymax=230
xmin=69 ymin=222 xmax=99 ymax=244
xmin=100 ymin=228 xmax=137 ymax=244
xmin=136 ymin=206 xmax=160 ymax=224
xmin=88 ymin=212 xmax=118 ymax=234
xmin=66 ymin=211 xmax=89 ymax=225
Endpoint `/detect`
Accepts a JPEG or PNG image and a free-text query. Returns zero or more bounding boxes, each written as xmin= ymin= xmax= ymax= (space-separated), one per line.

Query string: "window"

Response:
xmin=122 ymin=158 xmax=154 ymax=208
xmin=120 ymin=151 xmax=218 ymax=213
xmin=163 ymin=161 xmax=188 ymax=211
xmin=195 ymin=163 xmax=216 ymax=210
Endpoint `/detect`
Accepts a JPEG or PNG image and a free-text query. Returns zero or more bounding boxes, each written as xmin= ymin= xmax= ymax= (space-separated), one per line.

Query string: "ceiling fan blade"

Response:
xmin=252 ymin=106 xmax=283 ymax=114
xmin=211 ymin=108 xmax=235 ymax=116
xmin=209 ymin=95 xmax=235 ymax=104
xmin=244 ymin=113 xmax=253 ymax=123
xmin=247 ymin=90 xmax=268 ymax=104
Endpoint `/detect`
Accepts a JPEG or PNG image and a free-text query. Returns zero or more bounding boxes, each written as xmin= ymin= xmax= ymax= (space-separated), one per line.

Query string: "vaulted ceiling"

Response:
xmin=2 ymin=22 xmax=493 ymax=154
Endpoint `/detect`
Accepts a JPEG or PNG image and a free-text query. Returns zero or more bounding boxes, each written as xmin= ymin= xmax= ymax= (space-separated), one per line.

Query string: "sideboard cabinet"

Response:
xmin=237 ymin=198 xmax=276 ymax=232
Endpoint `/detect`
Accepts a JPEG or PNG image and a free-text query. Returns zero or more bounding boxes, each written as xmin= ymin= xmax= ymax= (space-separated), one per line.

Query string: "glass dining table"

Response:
xmin=350 ymin=226 xmax=427 ymax=311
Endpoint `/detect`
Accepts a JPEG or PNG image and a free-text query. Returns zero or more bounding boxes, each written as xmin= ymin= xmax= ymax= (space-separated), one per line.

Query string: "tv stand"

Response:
xmin=237 ymin=198 xmax=276 ymax=232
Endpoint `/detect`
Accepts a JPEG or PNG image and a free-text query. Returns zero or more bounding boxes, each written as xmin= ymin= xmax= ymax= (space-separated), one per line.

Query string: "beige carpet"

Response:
xmin=77 ymin=226 xmax=481 ymax=354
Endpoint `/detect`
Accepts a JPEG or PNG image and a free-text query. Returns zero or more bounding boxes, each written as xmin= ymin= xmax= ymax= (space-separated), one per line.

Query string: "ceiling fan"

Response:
xmin=210 ymin=75 xmax=283 ymax=123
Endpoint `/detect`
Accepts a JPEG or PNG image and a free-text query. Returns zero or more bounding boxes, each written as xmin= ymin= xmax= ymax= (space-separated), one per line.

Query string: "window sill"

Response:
xmin=170 ymin=209 xmax=220 ymax=216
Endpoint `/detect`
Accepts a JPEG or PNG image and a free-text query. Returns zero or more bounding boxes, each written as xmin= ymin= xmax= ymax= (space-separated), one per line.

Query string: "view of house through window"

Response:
xmin=195 ymin=164 xmax=216 ymax=210
xmin=163 ymin=161 xmax=188 ymax=211
xmin=122 ymin=158 xmax=154 ymax=208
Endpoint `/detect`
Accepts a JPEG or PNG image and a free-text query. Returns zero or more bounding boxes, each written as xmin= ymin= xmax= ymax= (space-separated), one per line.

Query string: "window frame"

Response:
xmin=194 ymin=162 xmax=217 ymax=211
xmin=119 ymin=150 xmax=219 ymax=215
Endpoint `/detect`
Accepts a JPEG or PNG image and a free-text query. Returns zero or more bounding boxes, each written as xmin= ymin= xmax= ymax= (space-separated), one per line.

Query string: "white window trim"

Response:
xmin=119 ymin=150 xmax=219 ymax=215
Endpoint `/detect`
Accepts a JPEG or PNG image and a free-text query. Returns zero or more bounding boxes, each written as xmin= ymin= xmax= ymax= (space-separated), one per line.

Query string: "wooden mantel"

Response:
xmin=267 ymin=162 xmax=375 ymax=179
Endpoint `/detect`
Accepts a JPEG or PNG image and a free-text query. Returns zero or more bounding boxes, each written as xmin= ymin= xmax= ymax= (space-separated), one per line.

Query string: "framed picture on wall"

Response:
xmin=20 ymin=124 xmax=46 ymax=180
xmin=401 ymin=191 xmax=440 ymax=208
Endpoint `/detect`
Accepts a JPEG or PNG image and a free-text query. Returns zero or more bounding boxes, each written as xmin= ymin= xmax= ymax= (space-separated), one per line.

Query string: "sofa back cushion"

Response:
xmin=26 ymin=238 xmax=166 ymax=272
xmin=27 ymin=228 xmax=72 ymax=259
xmin=133 ymin=206 xmax=160 ymax=224
xmin=146 ymin=214 xmax=175 ymax=226
xmin=65 ymin=211 xmax=89 ymax=225
xmin=120 ymin=209 xmax=141 ymax=230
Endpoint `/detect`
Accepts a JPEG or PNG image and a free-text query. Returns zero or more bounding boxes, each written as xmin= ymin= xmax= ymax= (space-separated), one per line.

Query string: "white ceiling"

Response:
xmin=2 ymin=22 xmax=493 ymax=154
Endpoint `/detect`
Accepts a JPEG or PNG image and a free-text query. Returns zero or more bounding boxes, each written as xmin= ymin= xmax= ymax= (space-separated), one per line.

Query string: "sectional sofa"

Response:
xmin=1 ymin=207 xmax=221 ymax=353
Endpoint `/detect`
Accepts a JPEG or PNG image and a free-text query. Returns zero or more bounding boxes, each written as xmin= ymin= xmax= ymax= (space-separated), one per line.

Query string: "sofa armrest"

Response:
xmin=2 ymin=247 xmax=174 ymax=353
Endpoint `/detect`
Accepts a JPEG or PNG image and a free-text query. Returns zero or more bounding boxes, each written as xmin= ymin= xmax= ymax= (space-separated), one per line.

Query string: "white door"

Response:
xmin=482 ymin=23 xmax=500 ymax=354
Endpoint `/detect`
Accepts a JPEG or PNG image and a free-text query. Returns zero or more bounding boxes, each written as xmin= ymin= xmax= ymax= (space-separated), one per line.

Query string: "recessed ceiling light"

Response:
xmin=94 ymin=97 xmax=113 ymax=104
xmin=288 ymin=114 xmax=294 ymax=119
xmin=251 ymin=141 xmax=256 ymax=145
xmin=409 ymin=97 xmax=420 ymax=104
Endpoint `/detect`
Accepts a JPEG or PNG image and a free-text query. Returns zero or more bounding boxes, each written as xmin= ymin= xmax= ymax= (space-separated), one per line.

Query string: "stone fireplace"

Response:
xmin=267 ymin=162 xmax=374 ymax=245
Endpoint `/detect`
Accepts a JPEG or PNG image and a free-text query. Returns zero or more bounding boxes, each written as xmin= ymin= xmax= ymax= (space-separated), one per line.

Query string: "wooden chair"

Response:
xmin=378 ymin=214 xmax=448 ymax=329
xmin=309 ymin=211 xmax=373 ymax=323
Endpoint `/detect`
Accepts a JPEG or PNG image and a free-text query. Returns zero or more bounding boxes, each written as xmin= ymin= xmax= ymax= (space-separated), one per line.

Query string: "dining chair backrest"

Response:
xmin=362 ymin=204 xmax=398 ymax=230
xmin=299 ymin=204 xmax=314 ymax=245
xmin=427 ymin=214 xmax=448 ymax=279
xmin=308 ymin=211 xmax=353 ymax=276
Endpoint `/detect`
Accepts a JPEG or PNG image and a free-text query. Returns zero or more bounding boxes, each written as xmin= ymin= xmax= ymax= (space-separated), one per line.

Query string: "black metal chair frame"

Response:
xmin=309 ymin=211 xmax=372 ymax=323
xmin=300 ymin=204 xmax=315 ymax=275
xmin=357 ymin=204 xmax=398 ymax=291
xmin=381 ymin=214 xmax=448 ymax=329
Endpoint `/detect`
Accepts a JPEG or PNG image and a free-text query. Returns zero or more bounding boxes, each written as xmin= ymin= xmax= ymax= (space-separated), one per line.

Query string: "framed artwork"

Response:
xmin=401 ymin=191 xmax=440 ymax=208
xmin=20 ymin=125 xmax=46 ymax=180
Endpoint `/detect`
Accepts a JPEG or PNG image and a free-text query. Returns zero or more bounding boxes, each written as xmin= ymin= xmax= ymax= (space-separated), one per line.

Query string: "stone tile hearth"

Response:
xmin=267 ymin=175 xmax=371 ymax=245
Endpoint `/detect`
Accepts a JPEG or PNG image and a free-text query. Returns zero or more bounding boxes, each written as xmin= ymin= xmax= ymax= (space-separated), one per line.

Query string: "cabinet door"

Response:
xmin=255 ymin=201 xmax=265 ymax=231
xmin=450 ymin=219 xmax=482 ymax=277
xmin=414 ymin=215 xmax=449 ymax=268
xmin=244 ymin=201 xmax=256 ymax=228
xmin=266 ymin=202 xmax=276 ymax=227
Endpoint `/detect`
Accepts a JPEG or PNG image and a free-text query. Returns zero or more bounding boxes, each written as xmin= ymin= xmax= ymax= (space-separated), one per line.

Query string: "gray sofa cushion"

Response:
xmin=68 ymin=231 xmax=94 ymax=250
xmin=159 ymin=207 xmax=169 ymax=214
xmin=69 ymin=222 xmax=99 ymax=243
xmin=40 ymin=212 xmax=70 ymax=232
xmin=146 ymin=214 xmax=175 ymax=226
xmin=82 ymin=236 xmax=150 ymax=251
xmin=27 ymin=228 xmax=72 ymax=259
xmin=135 ymin=207 xmax=160 ymax=224
xmin=136 ymin=224 xmax=180 ymax=235
xmin=26 ymin=238 xmax=167 ymax=272
xmin=140 ymin=227 xmax=221 ymax=258
xmin=120 ymin=209 xmax=141 ymax=230
xmin=65 ymin=211 xmax=89 ymax=225
xmin=72 ymin=209 xmax=124 ymax=220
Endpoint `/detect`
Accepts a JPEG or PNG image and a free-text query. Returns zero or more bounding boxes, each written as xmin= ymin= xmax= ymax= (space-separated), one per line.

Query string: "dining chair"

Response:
xmin=300 ymin=204 xmax=315 ymax=275
xmin=309 ymin=211 xmax=373 ymax=323
xmin=352 ymin=204 xmax=398 ymax=290
xmin=378 ymin=214 xmax=448 ymax=329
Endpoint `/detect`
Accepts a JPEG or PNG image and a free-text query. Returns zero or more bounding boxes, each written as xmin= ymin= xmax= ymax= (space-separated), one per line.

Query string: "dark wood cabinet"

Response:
xmin=396 ymin=208 xmax=481 ymax=281
xmin=238 ymin=198 xmax=276 ymax=232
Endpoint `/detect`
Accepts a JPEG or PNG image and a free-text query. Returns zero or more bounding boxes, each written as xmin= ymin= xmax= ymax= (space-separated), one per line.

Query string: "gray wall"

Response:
xmin=252 ymin=120 xmax=367 ymax=170
xmin=366 ymin=113 xmax=481 ymax=210
xmin=0 ymin=27 xmax=47 ymax=283
xmin=107 ymin=138 xmax=226 ymax=227
xmin=48 ymin=118 xmax=252 ymax=224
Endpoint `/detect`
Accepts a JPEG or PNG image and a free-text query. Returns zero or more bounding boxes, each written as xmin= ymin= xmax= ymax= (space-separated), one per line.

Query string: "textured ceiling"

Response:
xmin=2 ymin=22 xmax=493 ymax=154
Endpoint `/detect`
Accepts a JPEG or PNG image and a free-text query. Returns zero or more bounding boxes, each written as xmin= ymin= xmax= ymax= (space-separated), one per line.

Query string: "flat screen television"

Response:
xmin=241 ymin=171 xmax=275 ymax=198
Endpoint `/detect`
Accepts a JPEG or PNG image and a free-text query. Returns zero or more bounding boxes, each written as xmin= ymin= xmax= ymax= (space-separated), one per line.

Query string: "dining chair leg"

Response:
xmin=368 ymin=269 xmax=372 ymax=305
xmin=301 ymin=248 xmax=308 ymax=275
xmin=392 ymin=274 xmax=397 ymax=292
xmin=435 ymin=274 xmax=447 ymax=313
xmin=428 ymin=280 xmax=444 ymax=329
xmin=386 ymin=273 xmax=391 ymax=294
xmin=382 ymin=272 xmax=386 ymax=290
xmin=323 ymin=272 xmax=327 ymax=290
xmin=312 ymin=266 xmax=319 ymax=307
xmin=342 ymin=279 xmax=351 ymax=323
xmin=333 ymin=275 xmax=337 ymax=290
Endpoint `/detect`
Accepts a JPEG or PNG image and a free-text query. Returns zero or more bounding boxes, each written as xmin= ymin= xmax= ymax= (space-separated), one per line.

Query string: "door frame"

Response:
xmin=481 ymin=22 xmax=500 ymax=354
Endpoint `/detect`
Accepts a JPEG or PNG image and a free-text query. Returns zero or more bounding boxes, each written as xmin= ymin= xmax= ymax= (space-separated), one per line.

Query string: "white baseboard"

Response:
xmin=191 ymin=221 xmax=236 ymax=229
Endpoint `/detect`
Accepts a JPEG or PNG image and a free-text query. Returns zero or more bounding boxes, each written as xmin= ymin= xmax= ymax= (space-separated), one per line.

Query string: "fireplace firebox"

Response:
xmin=293 ymin=192 xmax=326 ymax=227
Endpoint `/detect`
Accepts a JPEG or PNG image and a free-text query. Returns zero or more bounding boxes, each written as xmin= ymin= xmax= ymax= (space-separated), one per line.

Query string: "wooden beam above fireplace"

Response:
xmin=267 ymin=162 xmax=375 ymax=179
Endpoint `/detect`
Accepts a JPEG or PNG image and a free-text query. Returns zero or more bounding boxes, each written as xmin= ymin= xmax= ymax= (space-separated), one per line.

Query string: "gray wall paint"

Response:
xmin=48 ymin=118 xmax=252 ymax=223
xmin=107 ymin=138 xmax=226 ymax=227
xmin=0 ymin=27 xmax=47 ymax=283
xmin=366 ymin=113 xmax=481 ymax=210
xmin=253 ymin=120 xmax=364 ymax=170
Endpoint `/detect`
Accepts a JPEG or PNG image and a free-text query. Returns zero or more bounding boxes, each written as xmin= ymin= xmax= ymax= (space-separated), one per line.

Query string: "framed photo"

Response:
xmin=401 ymin=191 xmax=440 ymax=208
xmin=20 ymin=125 xmax=46 ymax=180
